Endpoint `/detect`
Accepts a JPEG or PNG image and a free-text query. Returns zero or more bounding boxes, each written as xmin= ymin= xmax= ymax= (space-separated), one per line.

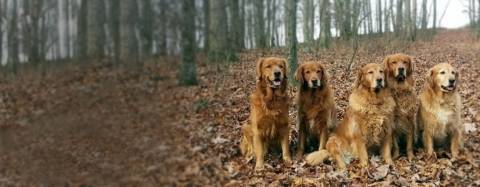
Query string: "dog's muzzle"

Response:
xmin=396 ymin=68 xmax=406 ymax=82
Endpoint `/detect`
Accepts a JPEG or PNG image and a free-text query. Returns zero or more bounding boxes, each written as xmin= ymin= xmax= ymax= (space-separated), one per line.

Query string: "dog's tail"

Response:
xmin=305 ymin=149 xmax=330 ymax=165
xmin=240 ymin=123 xmax=254 ymax=162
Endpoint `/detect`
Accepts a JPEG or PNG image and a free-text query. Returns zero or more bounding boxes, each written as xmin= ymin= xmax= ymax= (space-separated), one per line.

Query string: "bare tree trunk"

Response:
xmin=87 ymin=0 xmax=104 ymax=59
xmin=384 ymin=0 xmax=390 ymax=32
xmin=8 ymin=0 xmax=19 ymax=73
xmin=230 ymin=0 xmax=243 ymax=50
xmin=303 ymin=0 xmax=314 ymax=47
xmin=254 ymin=0 xmax=266 ymax=48
xmin=209 ymin=0 xmax=235 ymax=61
xmin=270 ymin=0 xmax=277 ymax=47
xmin=140 ymin=0 xmax=153 ymax=58
xmin=320 ymin=0 xmax=331 ymax=48
xmin=110 ymin=0 xmax=120 ymax=63
xmin=411 ymin=0 xmax=417 ymax=40
xmin=179 ymin=0 xmax=198 ymax=86
xmin=0 ymin=1 xmax=3 ymax=64
xmin=64 ymin=0 xmax=71 ymax=59
xmin=377 ymin=0 xmax=382 ymax=33
xmin=395 ymin=0 xmax=403 ymax=35
xmin=421 ymin=0 xmax=427 ymax=29
xmin=120 ymin=0 xmax=139 ymax=63
xmin=202 ymin=0 xmax=209 ymax=53
xmin=286 ymin=0 xmax=298 ymax=84
xmin=404 ymin=0 xmax=411 ymax=38
xmin=77 ymin=0 xmax=88 ymax=60
xmin=433 ymin=0 xmax=437 ymax=29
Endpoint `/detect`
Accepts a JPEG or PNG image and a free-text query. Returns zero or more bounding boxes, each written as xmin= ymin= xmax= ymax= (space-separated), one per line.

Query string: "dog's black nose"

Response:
xmin=274 ymin=71 xmax=281 ymax=77
xmin=312 ymin=79 xmax=318 ymax=85
xmin=398 ymin=67 xmax=405 ymax=74
xmin=376 ymin=79 xmax=383 ymax=83
xmin=449 ymin=79 xmax=456 ymax=84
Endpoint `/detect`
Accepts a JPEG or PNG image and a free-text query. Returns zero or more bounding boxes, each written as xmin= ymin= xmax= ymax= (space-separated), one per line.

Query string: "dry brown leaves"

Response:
xmin=0 ymin=30 xmax=479 ymax=186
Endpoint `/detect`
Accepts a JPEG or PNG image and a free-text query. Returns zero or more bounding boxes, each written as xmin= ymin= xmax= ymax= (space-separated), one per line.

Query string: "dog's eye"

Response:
xmin=452 ymin=71 xmax=455 ymax=74
xmin=392 ymin=61 xmax=397 ymax=64
xmin=266 ymin=65 xmax=271 ymax=68
xmin=440 ymin=71 xmax=445 ymax=74
xmin=380 ymin=70 xmax=384 ymax=73
xmin=306 ymin=71 xmax=311 ymax=74
xmin=368 ymin=71 xmax=373 ymax=74
xmin=279 ymin=65 xmax=284 ymax=68
xmin=317 ymin=70 xmax=321 ymax=73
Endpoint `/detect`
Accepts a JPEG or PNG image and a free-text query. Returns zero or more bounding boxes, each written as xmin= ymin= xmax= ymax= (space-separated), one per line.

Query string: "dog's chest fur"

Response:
xmin=350 ymin=91 xmax=395 ymax=146
xmin=392 ymin=89 xmax=417 ymax=133
xmin=429 ymin=97 xmax=458 ymax=138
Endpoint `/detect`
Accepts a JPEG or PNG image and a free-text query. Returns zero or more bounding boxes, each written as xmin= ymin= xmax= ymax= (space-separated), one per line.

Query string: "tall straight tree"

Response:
xmin=286 ymin=0 xmax=298 ymax=84
xmin=433 ymin=0 xmax=437 ymax=29
xmin=0 ymin=0 xmax=4 ymax=64
xmin=395 ymin=0 xmax=403 ymax=35
xmin=8 ymin=0 xmax=19 ymax=72
xmin=87 ymin=0 xmax=104 ymax=58
xmin=319 ymin=0 xmax=331 ymax=48
xmin=209 ymin=0 xmax=234 ymax=61
xmin=140 ymin=0 xmax=153 ymax=58
xmin=77 ymin=0 xmax=88 ymax=60
xmin=110 ymin=0 xmax=120 ymax=63
xmin=411 ymin=0 xmax=417 ymax=40
xmin=302 ymin=0 xmax=314 ymax=46
xmin=377 ymin=0 xmax=382 ymax=33
xmin=159 ymin=0 xmax=168 ymax=56
xmin=254 ymin=0 xmax=266 ymax=48
xmin=229 ymin=0 xmax=243 ymax=50
xmin=179 ymin=0 xmax=198 ymax=85
xmin=202 ymin=0 xmax=210 ymax=53
xmin=64 ymin=0 xmax=71 ymax=59
xmin=120 ymin=0 xmax=139 ymax=63
xmin=384 ymin=0 xmax=390 ymax=32
xmin=421 ymin=0 xmax=427 ymax=29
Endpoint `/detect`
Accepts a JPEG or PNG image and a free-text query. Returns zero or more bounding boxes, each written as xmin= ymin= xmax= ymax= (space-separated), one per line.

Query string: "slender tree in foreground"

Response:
xmin=179 ymin=0 xmax=198 ymax=86
xmin=286 ymin=0 xmax=298 ymax=85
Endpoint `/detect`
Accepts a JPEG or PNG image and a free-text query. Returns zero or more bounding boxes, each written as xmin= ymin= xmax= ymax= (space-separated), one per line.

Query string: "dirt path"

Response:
xmin=0 ymin=29 xmax=479 ymax=186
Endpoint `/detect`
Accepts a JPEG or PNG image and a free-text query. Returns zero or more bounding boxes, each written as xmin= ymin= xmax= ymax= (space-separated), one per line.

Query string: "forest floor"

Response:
xmin=0 ymin=29 xmax=480 ymax=186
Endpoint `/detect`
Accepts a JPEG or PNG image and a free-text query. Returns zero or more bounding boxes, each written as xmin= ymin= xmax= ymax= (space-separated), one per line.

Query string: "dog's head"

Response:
xmin=256 ymin=57 xmax=288 ymax=89
xmin=295 ymin=62 xmax=328 ymax=89
xmin=383 ymin=53 xmax=413 ymax=82
xmin=427 ymin=63 xmax=459 ymax=93
xmin=354 ymin=63 xmax=386 ymax=93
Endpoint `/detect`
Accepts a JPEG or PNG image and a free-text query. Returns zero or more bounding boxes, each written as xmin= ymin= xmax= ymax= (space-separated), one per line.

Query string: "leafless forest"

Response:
xmin=0 ymin=0 xmax=480 ymax=186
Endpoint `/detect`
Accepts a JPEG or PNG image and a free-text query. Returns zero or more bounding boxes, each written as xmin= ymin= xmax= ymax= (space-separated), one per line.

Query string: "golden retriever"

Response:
xmin=417 ymin=63 xmax=462 ymax=159
xmin=294 ymin=62 xmax=336 ymax=159
xmin=383 ymin=53 xmax=417 ymax=160
xmin=306 ymin=63 xmax=396 ymax=169
xmin=240 ymin=57 xmax=291 ymax=170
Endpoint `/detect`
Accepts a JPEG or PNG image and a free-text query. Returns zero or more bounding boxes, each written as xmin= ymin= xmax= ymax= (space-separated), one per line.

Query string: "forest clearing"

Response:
xmin=1 ymin=0 xmax=480 ymax=186
xmin=0 ymin=29 xmax=478 ymax=186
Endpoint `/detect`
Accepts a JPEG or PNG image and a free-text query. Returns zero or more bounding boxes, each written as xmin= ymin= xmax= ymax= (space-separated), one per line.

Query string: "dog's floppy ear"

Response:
xmin=295 ymin=64 xmax=304 ymax=83
xmin=353 ymin=68 xmax=363 ymax=88
xmin=256 ymin=58 xmax=265 ymax=81
xmin=282 ymin=58 xmax=288 ymax=79
xmin=426 ymin=68 xmax=436 ymax=89
xmin=320 ymin=64 xmax=329 ymax=85
xmin=406 ymin=56 xmax=414 ymax=76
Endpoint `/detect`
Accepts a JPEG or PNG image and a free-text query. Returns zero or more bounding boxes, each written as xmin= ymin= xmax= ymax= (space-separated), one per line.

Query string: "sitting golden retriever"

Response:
xmin=417 ymin=63 xmax=462 ymax=159
xmin=383 ymin=53 xmax=417 ymax=160
xmin=294 ymin=62 xmax=336 ymax=159
xmin=306 ymin=63 xmax=396 ymax=168
xmin=240 ymin=57 xmax=291 ymax=170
